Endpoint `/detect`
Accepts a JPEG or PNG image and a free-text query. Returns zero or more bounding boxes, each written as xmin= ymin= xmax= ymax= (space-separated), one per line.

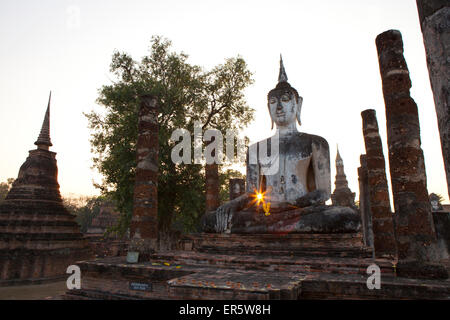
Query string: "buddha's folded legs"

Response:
xmin=202 ymin=204 xmax=361 ymax=234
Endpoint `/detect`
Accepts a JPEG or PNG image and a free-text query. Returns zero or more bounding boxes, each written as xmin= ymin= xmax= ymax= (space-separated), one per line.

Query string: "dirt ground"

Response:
xmin=0 ymin=281 xmax=67 ymax=300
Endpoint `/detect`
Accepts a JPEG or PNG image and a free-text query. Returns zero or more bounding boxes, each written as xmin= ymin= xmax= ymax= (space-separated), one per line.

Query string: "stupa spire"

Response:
xmin=336 ymin=144 xmax=342 ymax=162
xmin=34 ymin=91 xmax=53 ymax=149
xmin=278 ymin=54 xmax=288 ymax=83
xmin=331 ymin=146 xmax=355 ymax=207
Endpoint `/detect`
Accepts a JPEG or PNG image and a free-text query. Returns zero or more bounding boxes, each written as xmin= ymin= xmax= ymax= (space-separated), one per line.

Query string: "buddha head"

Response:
xmin=267 ymin=56 xmax=303 ymax=130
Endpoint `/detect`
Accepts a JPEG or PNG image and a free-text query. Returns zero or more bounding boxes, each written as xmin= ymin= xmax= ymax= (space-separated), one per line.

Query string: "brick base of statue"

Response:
xmin=64 ymin=232 xmax=450 ymax=300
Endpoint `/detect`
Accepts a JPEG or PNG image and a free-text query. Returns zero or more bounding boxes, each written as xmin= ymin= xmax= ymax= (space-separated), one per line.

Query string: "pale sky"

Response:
xmin=0 ymin=0 xmax=448 ymax=203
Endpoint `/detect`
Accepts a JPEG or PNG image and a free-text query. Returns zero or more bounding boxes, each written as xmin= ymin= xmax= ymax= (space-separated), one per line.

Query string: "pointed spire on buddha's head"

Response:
xmin=268 ymin=56 xmax=303 ymax=129
xmin=269 ymin=55 xmax=300 ymax=97
xmin=34 ymin=91 xmax=53 ymax=150
xmin=278 ymin=54 xmax=288 ymax=83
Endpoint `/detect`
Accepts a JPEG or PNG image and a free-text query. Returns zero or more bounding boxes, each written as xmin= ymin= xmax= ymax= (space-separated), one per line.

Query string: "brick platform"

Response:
xmin=64 ymin=233 xmax=450 ymax=300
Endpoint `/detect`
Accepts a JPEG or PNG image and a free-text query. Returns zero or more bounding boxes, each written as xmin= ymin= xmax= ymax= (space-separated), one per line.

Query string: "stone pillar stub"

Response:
xmin=230 ymin=178 xmax=245 ymax=200
xmin=129 ymin=94 xmax=159 ymax=257
xmin=416 ymin=1 xmax=450 ymax=199
xmin=358 ymin=154 xmax=373 ymax=248
xmin=376 ymin=30 xmax=447 ymax=279
xmin=205 ymin=163 xmax=220 ymax=212
xmin=361 ymin=109 xmax=397 ymax=259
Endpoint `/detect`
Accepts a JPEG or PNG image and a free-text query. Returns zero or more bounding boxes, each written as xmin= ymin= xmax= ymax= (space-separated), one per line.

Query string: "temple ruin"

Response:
xmin=0 ymin=93 xmax=91 ymax=285
xmin=65 ymin=49 xmax=450 ymax=299
xmin=331 ymin=147 xmax=356 ymax=208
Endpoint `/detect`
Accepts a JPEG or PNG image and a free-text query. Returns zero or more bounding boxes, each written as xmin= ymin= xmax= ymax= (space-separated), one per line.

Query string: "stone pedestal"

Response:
xmin=229 ymin=178 xmax=245 ymax=200
xmin=361 ymin=109 xmax=397 ymax=259
xmin=129 ymin=94 xmax=159 ymax=258
xmin=358 ymin=154 xmax=374 ymax=248
xmin=201 ymin=201 xmax=362 ymax=234
xmin=376 ymin=30 xmax=447 ymax=279
xmin=66 ymin=233 xmax=450 ymax=300
xmin=416 ymin=0 xmax=450 ymax=199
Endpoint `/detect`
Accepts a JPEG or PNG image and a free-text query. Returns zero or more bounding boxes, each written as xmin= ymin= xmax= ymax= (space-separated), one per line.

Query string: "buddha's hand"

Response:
xmin=215 ymin=201 xmax=238 ymax=233
xmin=294 ymin=190 xmax=328 ymax=208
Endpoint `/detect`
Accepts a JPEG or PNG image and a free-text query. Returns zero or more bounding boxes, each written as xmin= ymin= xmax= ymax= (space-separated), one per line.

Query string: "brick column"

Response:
xmin=205 ymin=163 xmax=220 ymax=212
xmin=361 ymin=109 xmax=397 ymax=259
xmin=416 ymin=0 xmax=450 ymax=199
xmin=358 ymin=154 xmax=373 ymax=248
xmin=129 ymin=94 xmax=159 ymax=257
xmin=376 ymin=30 xmax=447 ymax=279
xmin=229 ymin=178 xmax=245 ymax=200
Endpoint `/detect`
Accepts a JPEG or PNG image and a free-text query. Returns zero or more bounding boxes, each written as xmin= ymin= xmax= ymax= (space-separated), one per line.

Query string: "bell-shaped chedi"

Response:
xmin=331 ymin=146 xmax=356 ymax=208
xmin=0 ymin=92 xmax=91 ymax=284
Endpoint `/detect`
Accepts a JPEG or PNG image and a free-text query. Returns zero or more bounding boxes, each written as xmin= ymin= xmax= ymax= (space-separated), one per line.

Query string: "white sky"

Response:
xmin=0 ymin=0 xmax=448 ymax=203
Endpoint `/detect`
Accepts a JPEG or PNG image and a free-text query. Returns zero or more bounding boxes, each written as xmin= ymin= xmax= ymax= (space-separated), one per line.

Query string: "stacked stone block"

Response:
xmin=129 ymin=95 xmax=159 ymax=255
xmin=376 ymin=30 xmax=447 ymax=278
xmin=358 ymin=154 xmax=373 ymax=248
xmin=361 ymin=109 xmax=397 ymax=259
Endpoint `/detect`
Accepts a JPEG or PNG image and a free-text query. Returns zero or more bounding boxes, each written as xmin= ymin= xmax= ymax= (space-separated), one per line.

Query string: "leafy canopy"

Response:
xmin=86 ymin=36 xmax=254 ymax=235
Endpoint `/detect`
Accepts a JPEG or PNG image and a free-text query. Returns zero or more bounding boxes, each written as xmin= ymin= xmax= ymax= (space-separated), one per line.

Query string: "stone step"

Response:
xmin=185 ymin=233 xmax=366 ymax=251
xmin=167 ymin=269 xmax=302 ymax=300
xmin=63 ymin=289 xmax=168 ymax=300
xmin=168 ymin=271 xmax=450 ymax=300
xmin=299 ymin=273 xmax=450 ymax=299
xmin=64 ymin=256 xmax=450 ymax=300
xmin=0 ymin=232 xmax=84 ymax=241
xmin=196 ymin=245 xmax=373 ymax=259
xmin=150 ymin=251 xmax=394 ymax=276
xmin=183 ymin=233 xmax=372 ymax=259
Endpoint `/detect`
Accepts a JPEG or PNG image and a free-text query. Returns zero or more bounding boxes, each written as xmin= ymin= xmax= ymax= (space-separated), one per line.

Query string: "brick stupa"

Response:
xmin=331 ymin=147 xmax=356 ymax=208
xmin=0 ymin=92 xmax=91 ymax=285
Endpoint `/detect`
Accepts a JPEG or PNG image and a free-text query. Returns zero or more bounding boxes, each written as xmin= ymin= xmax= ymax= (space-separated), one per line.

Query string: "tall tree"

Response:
xmin=86 ymin=36 xmax=254 ymax=235
xmin=0 ymin=178 xmax=14 ymax=203
xmin=63 ymin=196 xmax=105 ymax=233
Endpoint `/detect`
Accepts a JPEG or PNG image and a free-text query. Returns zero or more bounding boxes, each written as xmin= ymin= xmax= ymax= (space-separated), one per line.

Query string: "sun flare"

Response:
xmin=250 ymin=187 xmax=270 ymax=208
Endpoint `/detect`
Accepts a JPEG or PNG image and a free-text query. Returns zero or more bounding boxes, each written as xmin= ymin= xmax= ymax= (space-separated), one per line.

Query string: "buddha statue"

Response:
xmin=201 ymin=57 xmax=360 ymax=234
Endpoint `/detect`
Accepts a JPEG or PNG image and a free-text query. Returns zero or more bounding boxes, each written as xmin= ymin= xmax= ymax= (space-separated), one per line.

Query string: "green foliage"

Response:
xmin=0 ymin=178 xmax=14 ymax=203
xmin=64 ymin=196 xmax=106 ymax=233
xmin=86 ymin=36 xmax=254 ymax=235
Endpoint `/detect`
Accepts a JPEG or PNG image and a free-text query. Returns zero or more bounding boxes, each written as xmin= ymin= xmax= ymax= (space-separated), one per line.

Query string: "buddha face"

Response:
xmin=268 ymin=89 xmax=299 ymax=127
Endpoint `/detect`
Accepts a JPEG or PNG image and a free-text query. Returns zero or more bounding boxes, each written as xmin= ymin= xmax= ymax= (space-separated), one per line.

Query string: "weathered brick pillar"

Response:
xmin=229 ymin=178 xmax=245 ymax=200
xmin=416 ymin=0 xmax=450 ymax=199
xmin=361 ymin=109 xmax=397 ymax=259
xmin=129 ymin=94 xmax=159 ymax=257
xmin=205 ymin=163 xmax=220 ymax=212
xmin=358 ymin=154 xmax=373 ymax=248
xmin=376 ymin=30 xmax=447 ymax=279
